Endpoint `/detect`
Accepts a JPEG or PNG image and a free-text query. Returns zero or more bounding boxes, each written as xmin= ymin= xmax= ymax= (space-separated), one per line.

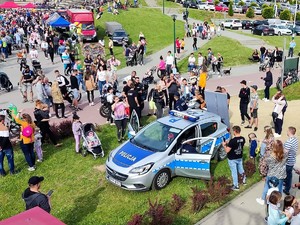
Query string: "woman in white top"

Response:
xmin=188 ymin=53 xmax=196 ymax=74
xmin=272 ymin=91 xmax=287 ymax=137
xmin=96 ymin=65 xmax=107 ymax=96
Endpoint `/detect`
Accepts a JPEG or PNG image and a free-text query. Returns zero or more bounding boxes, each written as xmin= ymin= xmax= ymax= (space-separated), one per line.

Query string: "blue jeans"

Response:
xmin=262 ymin=176 xmax=284 ymax=200
xmin=228 ymin=158 xmax=245 ymax=187
xmin=0 ymin=148 xmax=15 ymax=175
xmin=284 ymin=165 xmax=294 ymax=193
xmin=188 ymin=64 xmax=195 ymax=72
xmin=77 ymin=73 xmax=86 ymax=91
xmin=20 ymin=141 xmax=35 ymax=167
xmin=98 ymin=80 xmax=106 ymax=96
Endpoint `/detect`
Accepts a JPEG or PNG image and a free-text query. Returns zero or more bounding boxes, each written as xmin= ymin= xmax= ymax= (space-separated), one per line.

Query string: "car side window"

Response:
xmin=200 ymin=122 xmax=218 ymax=137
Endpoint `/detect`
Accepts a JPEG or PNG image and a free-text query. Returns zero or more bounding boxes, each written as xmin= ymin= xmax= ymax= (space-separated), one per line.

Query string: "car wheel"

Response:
xmin=216 ymin=145 xmax=227 ymax=161
xmin=242 ymin=26 xmax=245 ymax=29
xmin=230 ymin=25 xmax=233 ymax=30
xmin=152 ymin=169 xmax=171 ymax=190
xmin=278 ymin=31 xmax=281 ymax=36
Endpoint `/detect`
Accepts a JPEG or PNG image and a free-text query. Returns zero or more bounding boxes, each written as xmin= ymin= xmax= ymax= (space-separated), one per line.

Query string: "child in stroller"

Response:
xmin=259 ymin=56 xmax=270 ymax=72
xmin=81 ymin=123 xmax=104 ymax=159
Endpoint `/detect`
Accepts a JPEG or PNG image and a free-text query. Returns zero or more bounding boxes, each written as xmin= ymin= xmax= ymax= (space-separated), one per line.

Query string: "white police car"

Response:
xmin=106 ymin=109 xmax=230 ymax=191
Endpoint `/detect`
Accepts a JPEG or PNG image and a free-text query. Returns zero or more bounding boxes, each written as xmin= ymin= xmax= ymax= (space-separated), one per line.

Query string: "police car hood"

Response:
xmin=112 ymin=141 xmax=155 ymax=168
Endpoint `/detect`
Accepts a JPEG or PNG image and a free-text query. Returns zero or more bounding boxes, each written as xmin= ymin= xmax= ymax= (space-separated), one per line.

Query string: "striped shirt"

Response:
xmin=266 ymin=152 xmax=287 ymax=179
xmin=284 ymin=136 xmax=299 ymax=166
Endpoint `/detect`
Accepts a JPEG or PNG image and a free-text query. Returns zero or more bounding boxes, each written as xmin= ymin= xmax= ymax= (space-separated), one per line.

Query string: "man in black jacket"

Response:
xmin=22 ymin=176 xmax=51 ymax=213
xmin=261 ymin=67 xmax=273 ymax=101
xmin=238 ymin=80 xmax=251 ymax=126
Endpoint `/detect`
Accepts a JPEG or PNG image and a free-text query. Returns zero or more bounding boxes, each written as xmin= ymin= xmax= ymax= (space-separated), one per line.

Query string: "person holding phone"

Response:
xmin=22 ymin=176 xmax=51 ymax=213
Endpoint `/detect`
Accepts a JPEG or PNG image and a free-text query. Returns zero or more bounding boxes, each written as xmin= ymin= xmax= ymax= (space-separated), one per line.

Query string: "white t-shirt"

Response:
xmin=29 ymin=50 xmax=38 ymax=59
xmin=166 ymin=55 xmax=174 ymax=65
xmin=97 ymin=70 xmax=106 ymax=82
xmin=188 ymin=56 xmax=196 ymax=65
xmin=198 ymin=56 xmax=204 ymax=66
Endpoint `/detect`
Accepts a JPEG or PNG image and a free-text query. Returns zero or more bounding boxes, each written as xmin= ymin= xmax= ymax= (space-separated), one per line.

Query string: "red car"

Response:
xmin=215 ymin=4 xmax=229 ymax=12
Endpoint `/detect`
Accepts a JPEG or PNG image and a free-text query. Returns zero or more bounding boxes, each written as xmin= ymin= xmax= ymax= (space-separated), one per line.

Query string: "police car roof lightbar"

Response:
xmin=169 ymin=110 xmax=199 ymax=122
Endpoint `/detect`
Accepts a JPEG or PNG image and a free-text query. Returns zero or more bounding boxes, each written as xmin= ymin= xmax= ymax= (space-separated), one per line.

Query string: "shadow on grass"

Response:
xmin=63 ymin=187 xmax=105 ymax=224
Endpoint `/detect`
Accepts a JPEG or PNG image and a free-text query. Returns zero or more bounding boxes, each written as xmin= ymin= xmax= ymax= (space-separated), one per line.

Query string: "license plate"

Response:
xmin=86 ymin=38 xmax=92 ymax=40
xmin=108 ymin=176 xmax=121 ymax=186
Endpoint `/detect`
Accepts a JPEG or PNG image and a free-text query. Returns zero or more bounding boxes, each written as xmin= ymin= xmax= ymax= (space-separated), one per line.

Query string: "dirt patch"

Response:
xmin=94 ymin=164 xmax=106 ymax=173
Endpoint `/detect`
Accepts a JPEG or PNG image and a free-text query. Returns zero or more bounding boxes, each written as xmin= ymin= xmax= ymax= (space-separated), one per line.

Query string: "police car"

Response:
xmin=106 ymin=109 xmax=230 ymax=191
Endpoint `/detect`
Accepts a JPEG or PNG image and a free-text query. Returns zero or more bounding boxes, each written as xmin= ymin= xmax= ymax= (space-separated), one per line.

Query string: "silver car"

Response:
xmin=106 ymin=109 xmax=231 ymax=191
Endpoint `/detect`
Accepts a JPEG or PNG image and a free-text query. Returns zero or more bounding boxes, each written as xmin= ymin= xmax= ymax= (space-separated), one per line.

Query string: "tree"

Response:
xmin=246 ymin=7 xmax=255 ymax=18
xmin=262 ymin=3 xmax=269 ymax=8
xmin=296 ymin=12 xmax=300 ymax=21
xmin=250 ymin=2 xmax=258 ymax=7
xmin=262 ymin=6 xmax=274 ymax=19
xmin=228 ymin=2 xmax=234 ymax=16
xmin=279 ymin=9 xmax=291 ymax=20
xmin=214 ymin=0 xmax=220 ymax=6
xmin=238 ymin=1 xmax=245 ymax=6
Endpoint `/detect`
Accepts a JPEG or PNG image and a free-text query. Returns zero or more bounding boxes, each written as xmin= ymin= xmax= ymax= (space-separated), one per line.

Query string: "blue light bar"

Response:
xmin=169 ymin=110 xmax=199 ymax=122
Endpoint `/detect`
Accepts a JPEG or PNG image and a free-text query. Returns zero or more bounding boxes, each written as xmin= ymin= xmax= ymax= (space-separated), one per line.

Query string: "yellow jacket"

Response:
xmin=198 ymin=72 xmax=207 ymax=88
xmin=13 ymin=115 xmax=35 ymax=144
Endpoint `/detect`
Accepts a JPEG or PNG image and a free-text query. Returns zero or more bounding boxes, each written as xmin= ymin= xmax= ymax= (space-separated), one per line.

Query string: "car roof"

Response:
xmin=158 ymin=110 xmax=220 ymax=130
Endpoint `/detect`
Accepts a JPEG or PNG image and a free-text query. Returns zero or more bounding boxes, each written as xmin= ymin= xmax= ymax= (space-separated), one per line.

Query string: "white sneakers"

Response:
xmin=256 ymin=198 xmax=265 ymax=205
xmin=28 ymin=167 xmax=36 ymax=172
xmin=274 ymin=133 xmax=281 ymax=138
xmin=89 ymin=102 xmax=95 ymax=106
xmin=262 ymin=98 xmax=270 ymax=102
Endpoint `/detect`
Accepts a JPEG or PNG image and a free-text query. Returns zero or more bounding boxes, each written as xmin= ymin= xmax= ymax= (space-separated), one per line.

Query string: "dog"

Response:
xmin=223 ymin=67 xmax=231 ymax=76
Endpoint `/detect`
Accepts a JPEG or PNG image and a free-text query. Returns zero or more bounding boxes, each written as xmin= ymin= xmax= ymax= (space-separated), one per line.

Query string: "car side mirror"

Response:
xmin=128 ymin=131 xmax=136 ymax=139
xmin=176 ymin=147 xmax=182 ymax=155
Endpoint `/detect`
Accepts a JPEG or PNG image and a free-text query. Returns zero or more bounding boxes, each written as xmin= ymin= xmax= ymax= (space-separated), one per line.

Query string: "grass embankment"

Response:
xmin=95 ymin=8 xmax=185 ymax=68
xmin=181 ymin=8 xmax=224 ymax=23
xmin=0 ymin=115 xmax=261 ymax=225
xmin=258 ymin=81 xmax=300 ymax=101
xmin=156 ymin=0 xmax=181 ymax=8
xmin=177 ymin=36 xmax=253 ymax=73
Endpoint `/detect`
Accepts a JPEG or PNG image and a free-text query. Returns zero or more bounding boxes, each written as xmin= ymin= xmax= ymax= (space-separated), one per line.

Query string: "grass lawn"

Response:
xmin=0 ymin=115 xmax=261 ymax=225
xmin=94 ymin=8 xmax=185 ymax=68
xmin=156 ymin=0 xmax=181 ymax=8
xmin=258 ymin=81 xmax=300 ymax=101
xmin=177 ymin=36 xmax=253 ymax=73
xmin=179 ymin=8 xmax=225 ymax=23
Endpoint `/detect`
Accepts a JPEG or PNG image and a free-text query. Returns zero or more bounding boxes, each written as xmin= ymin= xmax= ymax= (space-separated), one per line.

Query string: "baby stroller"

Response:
xmin=259 ymin=56 xmax=270 ymax=72
xmin=142 ymin=66 xmax=156 ymax=84
xmin=0 ymin=72 xmax=13 ymax=92
xmin=126 ymin=54 xmax=134 ymax=67
xmin=0 ymin=109 xmax=20 ymax=136
xmin=32 ymin=59 xmax=42 ymax=76
xmin=81 ymin=123 xmax=104 ymax=159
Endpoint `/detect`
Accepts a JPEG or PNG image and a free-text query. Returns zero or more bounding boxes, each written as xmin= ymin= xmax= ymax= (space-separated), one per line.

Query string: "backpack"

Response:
xmin=62 ymin=75 xmax=69 ymax=86
xmin=282 ymin=101 xmax=288 ymax=114
xmin=22 ymin=125 xmax=33 ymax=138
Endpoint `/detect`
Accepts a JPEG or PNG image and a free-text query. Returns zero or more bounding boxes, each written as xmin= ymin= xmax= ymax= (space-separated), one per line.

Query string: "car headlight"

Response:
xmin=129 ymin=163 xmax=154 ymax=175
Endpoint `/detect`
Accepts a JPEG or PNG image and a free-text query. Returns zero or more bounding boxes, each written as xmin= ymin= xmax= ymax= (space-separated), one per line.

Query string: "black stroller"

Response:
xmin=0 ymin=72 xmax=13 ymax=92
xmin=32 ymin=59 xmax=42 ymax=76
xmin=81 ymin=123 xmax=104 ymax=159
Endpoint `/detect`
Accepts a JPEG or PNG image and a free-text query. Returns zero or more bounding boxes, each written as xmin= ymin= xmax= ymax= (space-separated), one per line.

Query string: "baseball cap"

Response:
xmin=250 ymin=85 xmax=258 ymax=91
xmin=240 ymin=80 xmax=247 ymax=85
xmin=28 ymin=176 xmax=44 ymax=185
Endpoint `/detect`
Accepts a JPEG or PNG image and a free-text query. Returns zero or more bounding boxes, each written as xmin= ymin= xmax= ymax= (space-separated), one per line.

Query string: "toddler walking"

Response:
xmin=248 ymin=133 xmax=258 ymax=164
xmin=72 ymin=113 xmax=82 ymax=153
xmin=34 ymin=128 xmax=43 ymax=162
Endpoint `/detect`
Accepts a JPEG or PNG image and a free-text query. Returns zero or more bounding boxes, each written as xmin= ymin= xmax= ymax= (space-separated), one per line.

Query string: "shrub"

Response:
xmin=294 ymin=12 xmax=300 ymax=21
xmin=262 ymin=6 xmax=274 ymax=19
xmin=191 ymin=187 xmax=209 ymax=212
xmin=250 ymin=2 xmax=258 ymax=7
xmin=244 ymin=160 xmax=256 ymax=177
xmin=127 ymin=214 xmax=144 ymax=225
xmin=238 ymin=1 xmax=245 ymax=6
xmin=170 ymin=194 xmax=186 ymax=213
xmin=279 ymin=9 xmax=291 ymax=20
xmin=206 ymin=177 xmax=232 ymax=202
xmin=228 ymin=3 xmax=234 ymax=16
xmin=50 ymin=120 xmax=73 ymax=139
xmin=262 ymin=3 xmax=269 ymax=8
xmin=246 ymin=7 xmax=255 ymax=18
xmin=146 ymin=199 xmax=173 ymax=225
xmin=214 ymin=0 xmax=220 ymax=6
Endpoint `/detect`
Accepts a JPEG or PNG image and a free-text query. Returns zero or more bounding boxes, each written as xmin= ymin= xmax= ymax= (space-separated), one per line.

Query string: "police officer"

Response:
xmin=20 ymin=65 xmax=35 ymax=103
xmin=174 ymin=92 xmax=188 ymax=111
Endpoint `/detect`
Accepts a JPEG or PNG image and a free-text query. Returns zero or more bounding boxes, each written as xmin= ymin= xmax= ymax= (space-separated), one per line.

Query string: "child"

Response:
xmin=267 ymin=191 xmax=292 ymax=225
xmin=283 ymin=195 xmax=296 ymax=225
xmin=86 ymin=131 xmax=100 ymax=148
xmin=248 ymin=133 xmax=258 ymax=164
xmin=106 ymin=87 xmax=114 ymax=125
xmin=147 ymin=85 xmax=157 ymax=116
xmin=264 ymin=177 xmax=280 ymax=221
xmin=72 ymin=113 xmax=82 ymax=154
xmin=34 ymin=128 xmax=43 ymax=162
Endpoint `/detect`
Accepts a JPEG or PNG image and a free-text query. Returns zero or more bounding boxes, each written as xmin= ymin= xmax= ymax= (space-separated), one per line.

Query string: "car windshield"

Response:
xmin=131 ymin=121 xmax=182 ymax=152
xmin=278 ymin=26 xmax=286 ymax=29
xmin=81 ymin=23 xmax=95 ymax=30
xmin=113 ymin=31 xmax=127 ymax=37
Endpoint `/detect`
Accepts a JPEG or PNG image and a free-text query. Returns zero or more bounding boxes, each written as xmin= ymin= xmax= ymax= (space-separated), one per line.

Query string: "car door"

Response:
xmin=174 ymin=137 xmax=216 ymax=180
xmin=128 ymin=109 xmax=140 ymax=137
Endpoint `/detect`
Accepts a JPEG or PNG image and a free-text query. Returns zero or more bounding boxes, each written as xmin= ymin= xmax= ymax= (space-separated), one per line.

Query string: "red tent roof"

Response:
xmin=22 ymin=3 xmax=36 ymax=8
xmin=0 ymin=207 xmax=66 ymax=225
xmin=0 ymin=1 xmax=20 ymax=8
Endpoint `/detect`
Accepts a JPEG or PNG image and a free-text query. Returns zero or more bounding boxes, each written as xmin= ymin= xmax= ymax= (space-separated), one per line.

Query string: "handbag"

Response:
xmin=272 ymin=112 xmax=278 ymax=119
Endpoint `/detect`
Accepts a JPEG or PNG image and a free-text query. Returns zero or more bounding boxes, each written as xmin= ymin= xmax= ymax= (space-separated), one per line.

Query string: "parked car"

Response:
xmin=215 ymin=3 xmax=229 ymax=11
xmin=198 ymin=2 xmax=209 ymax=10
xmin=253 ymin=7 xmax=262 ymax=15
xmin=253 ymin=20 xmax=269 ymax=28
xmin=183 ymin=0 xmax=198 ymax=8
xmin=233 ymin=5 xmax=242 ymax=13
xmin=252 ymin=25 xmax=275 ymax=36
xmin=221 ymin=19 xmax=242 ymax=29
xmin=207 ymin=2 xmax=215 ymax=10
xmin=287 ymin=25 xmax=300 ymax=35
xmin=105 ymin=22 xmax=129 ymax=45
xmin=242 ymin=20 xmax=253 ymax=29
xmin=269 ymin=24 xmax=292 ymax=35
xmin=105 ymin=110 xmax=231 ymax=191
xmin=280 ymin=3 xmax=290 ymax=10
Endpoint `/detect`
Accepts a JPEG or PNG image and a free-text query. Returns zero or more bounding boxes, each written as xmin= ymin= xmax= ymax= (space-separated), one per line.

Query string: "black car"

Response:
xmin=287 ymin=25 xmax=300 ymax=35
xmin=252 ymin=25 xmax=274 ymax=36
xmin=253 ymin=20 xmax=269 ymax=28
xmin=182 ymin=0 xmax=198 ymax=8
xmin=241 ymin=20 xmax=253 ymax=29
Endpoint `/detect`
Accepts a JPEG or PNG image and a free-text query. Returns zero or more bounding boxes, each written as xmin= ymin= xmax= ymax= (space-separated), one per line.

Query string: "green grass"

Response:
xmin=0 ymin=115 xmax=261 ymax=225
xmin=180 ymin=8 xmax=225 ymax=23
xmin=94 ymin=8 xmax=185 ymax=68
xmin=258 ymin=82 xmax=300 ymax=101
xmin=177 ymin=36 xmax=253 ymax=72
xmin=156 ymin=0 xmax=181 ymax=8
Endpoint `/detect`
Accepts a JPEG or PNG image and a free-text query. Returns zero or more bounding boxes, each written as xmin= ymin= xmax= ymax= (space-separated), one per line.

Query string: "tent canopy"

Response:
xmin=49 ymin=16 xmax=70 ymax=27
xmin=0 ymin=1 xmax=20 ymax=8
xmin=45 ymin=12 xmax=60 ymax=24
xmin=22 ymin=3 xmax=36 ymax=8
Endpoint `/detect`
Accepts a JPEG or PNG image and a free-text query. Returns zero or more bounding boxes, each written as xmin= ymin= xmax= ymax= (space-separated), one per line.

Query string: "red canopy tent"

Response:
xmin=22 ymin=3 xmax=36 ymax=8
xmin=0 ymin=1 xmax=20 ymax=8
xmin=0 ymin=207 xmax=66 ymax=225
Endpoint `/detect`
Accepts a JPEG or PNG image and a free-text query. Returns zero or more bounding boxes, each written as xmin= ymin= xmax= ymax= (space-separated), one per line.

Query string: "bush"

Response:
xmin=170 ymin=194 xmax=186 ymax=214
xmin=238 ymin=1 xmax=245 ymax=6
xmin=146 ymin=199 xmax=173 ymax=225
xmin=206 ymin=177 xmax=232 ymax=202
xmin=244 ymin=160 xmax=256 ymax=177
xmin=246 ymin=7 xmax=255 ymax=18
xmin=262 ymin=3 xmax=269 ymax=8
xmin=50 ymin=120 xmax=73 ymax=139
xmin=191 ymin=187 xmax=209 ymax=212
xmin=250 ymin=2 xmax=258 ymax=7
xmin=127 ymin=214 xmax=144 ymax=225
xmin=228 ymin=3 xmax=234 ymax=16
xmin=214 ymin=0 xmax=220 ymax=6
xmin=279 ymin=9 xmax=291 ymax=20
xmin=262 ymin=6 xmax=274 ymax=19
xmin=294 ymin=12 xmax=300 ymax=21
